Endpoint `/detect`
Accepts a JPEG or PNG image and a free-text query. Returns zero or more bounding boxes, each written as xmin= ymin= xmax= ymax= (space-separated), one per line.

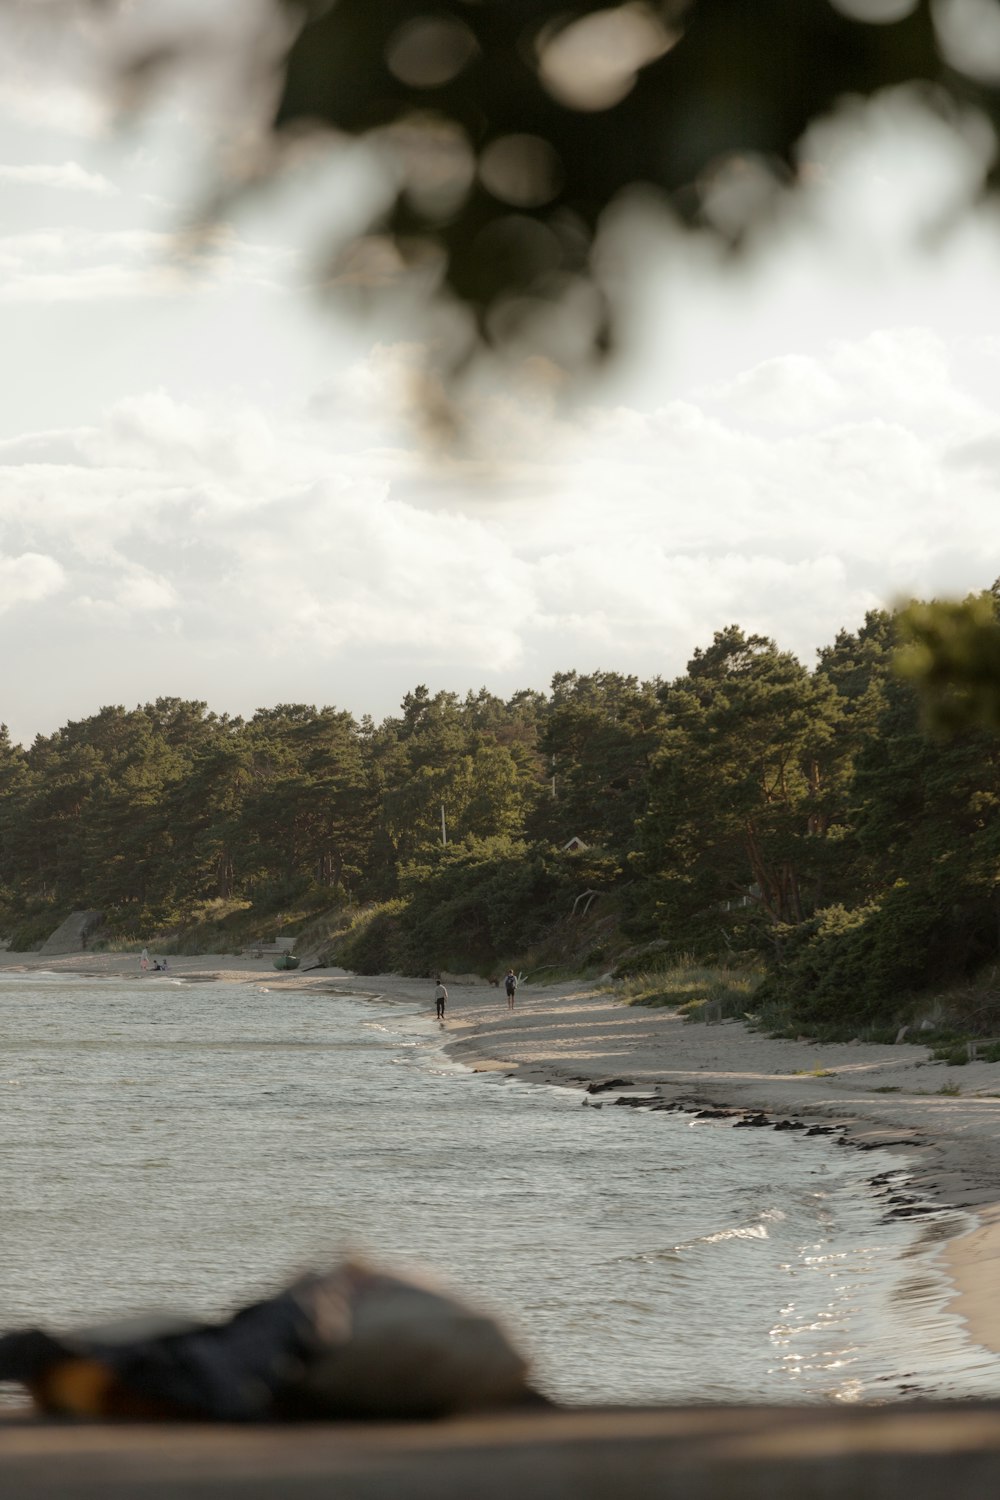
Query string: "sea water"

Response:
xmin=1 ymin=970 xmax=999 ymax=1407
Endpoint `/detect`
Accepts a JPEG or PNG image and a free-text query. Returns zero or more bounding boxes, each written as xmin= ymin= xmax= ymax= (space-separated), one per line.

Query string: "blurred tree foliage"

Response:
xmin=897 ymin=588 xmax=1000 ymax=734
xmin=77 ymin=0 xmax=996 ymax=378
xmin=265 ymin=0 xmax=1000 ymax=374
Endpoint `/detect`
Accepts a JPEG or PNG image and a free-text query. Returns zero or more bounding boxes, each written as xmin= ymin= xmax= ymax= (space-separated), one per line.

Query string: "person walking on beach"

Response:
xmin=504 ymin=969 xmax=517 ymax=1010
xmin=434 ymin=980 xmax=448 ymax=1021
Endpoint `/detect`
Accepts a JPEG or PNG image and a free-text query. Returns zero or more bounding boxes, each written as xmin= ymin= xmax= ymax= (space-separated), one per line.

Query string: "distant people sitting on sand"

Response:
xmin=504 ymin=969 xmax=517 ymax=1010
xmin=434 ymin=981 xmax=448 ymax=1021
xmin=152 ymin=960 xmax=167 ymax=972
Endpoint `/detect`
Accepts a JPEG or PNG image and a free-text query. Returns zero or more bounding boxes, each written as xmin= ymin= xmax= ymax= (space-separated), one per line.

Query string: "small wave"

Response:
xmin=622 ymin=1221 xmax=773 ymax=1261
xmin=699 ymin=1223 xmax=770 ymax=1245
xmin=771 ymin=1315 xmax=848 ymax=1338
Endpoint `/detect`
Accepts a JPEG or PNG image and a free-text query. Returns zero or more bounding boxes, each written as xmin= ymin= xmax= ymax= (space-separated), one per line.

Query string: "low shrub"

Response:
xmin=5 ymin=911 xmax=63 ymax=952
xmin=332 ymin=900 xmax=409 ymax=974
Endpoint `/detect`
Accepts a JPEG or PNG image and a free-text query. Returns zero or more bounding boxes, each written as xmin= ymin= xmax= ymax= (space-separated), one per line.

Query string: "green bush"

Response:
xmin=334 ymin=900 xmax=409 ymax=974
xmin=755 ymin=878 xmax=987 ymax=1033
xmin=933 ymin=1045 xmax=970 ymax=1066
xmin=5 ymin=910 xmax=63 ymax=952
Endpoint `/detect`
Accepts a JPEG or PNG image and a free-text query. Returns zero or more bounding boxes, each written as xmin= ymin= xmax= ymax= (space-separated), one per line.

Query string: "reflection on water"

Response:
xmin=0 ymin=971 xmax=998 ymax=1406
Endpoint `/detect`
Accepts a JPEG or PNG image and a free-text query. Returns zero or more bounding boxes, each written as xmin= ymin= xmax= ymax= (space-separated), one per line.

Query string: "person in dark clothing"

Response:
xmin=504 ymin=970 xmax=517 ymax=1010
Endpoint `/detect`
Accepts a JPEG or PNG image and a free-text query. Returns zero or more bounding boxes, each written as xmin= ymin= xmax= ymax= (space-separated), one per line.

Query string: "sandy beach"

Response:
xmin=5 ymin=949 xmax=1000 ymax=1364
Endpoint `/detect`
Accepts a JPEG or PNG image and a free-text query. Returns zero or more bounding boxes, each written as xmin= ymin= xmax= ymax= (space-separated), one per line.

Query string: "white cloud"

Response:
xmin=0 ymin=317 xmax=997 ymax=746
xmin=0 ymin=263 xmax=185 ymax=304
xmin=0 ymin=229 xmax=171 ymax=267
xmin=0 ymin=78 xmax=109 ymax=138
xmin=0 ymin=551 xmax=65 ymax=611
xmin=0 ymin=160 xmax=116 ymax=194
xmin=699 ymin=328 xmax=990 ymax=439
xmin=0 ymin=224 xmax=291 ymax=305
xmin=114 ymin=573 xmax=179 ymax=613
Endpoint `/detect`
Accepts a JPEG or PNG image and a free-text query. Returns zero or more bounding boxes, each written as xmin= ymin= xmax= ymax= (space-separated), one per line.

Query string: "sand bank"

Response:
xmin=4 ymin=952 xmax=1000 ymax=1359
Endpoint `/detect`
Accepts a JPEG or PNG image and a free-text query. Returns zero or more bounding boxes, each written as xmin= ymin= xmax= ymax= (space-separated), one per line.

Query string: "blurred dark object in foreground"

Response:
xmin=0 ymin=1259 xmax=537 ymax=1422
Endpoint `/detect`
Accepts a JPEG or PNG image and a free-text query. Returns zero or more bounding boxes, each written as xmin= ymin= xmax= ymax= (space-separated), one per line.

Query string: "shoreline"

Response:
xmin=4 ymin=951 xmax=1000 ymax=1363
xmin=437 ymin=980 xmax=1000 ymax=1361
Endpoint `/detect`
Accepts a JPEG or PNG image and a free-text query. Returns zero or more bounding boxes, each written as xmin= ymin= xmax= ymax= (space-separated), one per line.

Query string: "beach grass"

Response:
xmin=615 ymin=957 xmax=763 ymax=1021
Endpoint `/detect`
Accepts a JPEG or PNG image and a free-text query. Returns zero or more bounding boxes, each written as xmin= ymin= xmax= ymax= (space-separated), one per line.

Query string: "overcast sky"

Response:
xmin=2 ymin=4 xmax=1000 ymax=747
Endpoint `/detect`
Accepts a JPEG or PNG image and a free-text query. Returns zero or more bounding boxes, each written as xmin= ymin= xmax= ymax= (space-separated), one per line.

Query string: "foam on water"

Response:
xmin=0 ymin=970 xmax=998 ymax=1406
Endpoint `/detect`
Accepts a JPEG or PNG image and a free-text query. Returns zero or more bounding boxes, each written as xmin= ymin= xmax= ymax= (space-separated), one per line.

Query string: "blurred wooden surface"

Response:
xmin=3 ymin=1403 xmax=1000 ymax=1497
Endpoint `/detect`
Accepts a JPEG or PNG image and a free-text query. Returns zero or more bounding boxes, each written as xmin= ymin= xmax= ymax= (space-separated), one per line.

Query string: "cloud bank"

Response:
xmin=1 ymin=326 xmax=997 ymax=744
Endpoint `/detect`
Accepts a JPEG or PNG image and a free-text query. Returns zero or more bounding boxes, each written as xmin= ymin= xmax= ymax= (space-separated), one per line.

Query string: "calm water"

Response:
xmin=1 ymin=970 xmax=999 ymax=1406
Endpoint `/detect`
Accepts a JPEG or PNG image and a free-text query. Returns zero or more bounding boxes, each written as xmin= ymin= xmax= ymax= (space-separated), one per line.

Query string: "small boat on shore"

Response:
xmin=273 ymin=954 xmax=301 ymax=971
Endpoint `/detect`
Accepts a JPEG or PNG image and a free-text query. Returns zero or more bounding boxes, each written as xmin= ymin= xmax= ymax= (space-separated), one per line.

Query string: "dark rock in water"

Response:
xmin=0 ymin=1259 xmax=537 ymax=1423
xmin=733 ymin=1113 xmax=770 ymax=1128
xmin=773 ymin=1119 xmax=806 ymax=1131
xmin=586 ymin=1078 xmax=634 ymax=1094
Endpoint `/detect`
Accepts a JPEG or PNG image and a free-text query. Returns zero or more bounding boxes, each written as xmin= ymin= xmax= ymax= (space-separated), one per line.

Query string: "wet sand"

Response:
xmin=4 ymin=951 xmax=1000 ymax=1360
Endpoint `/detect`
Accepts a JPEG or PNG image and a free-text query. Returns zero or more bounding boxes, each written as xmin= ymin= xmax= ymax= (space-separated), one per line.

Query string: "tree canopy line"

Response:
xmin=3 ymin=591 xmax=1000 ymax=1033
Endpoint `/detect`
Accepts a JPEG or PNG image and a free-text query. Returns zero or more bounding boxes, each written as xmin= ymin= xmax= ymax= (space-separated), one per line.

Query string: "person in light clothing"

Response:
xmin=434 ymin=981 xmax=448 ymax=1021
